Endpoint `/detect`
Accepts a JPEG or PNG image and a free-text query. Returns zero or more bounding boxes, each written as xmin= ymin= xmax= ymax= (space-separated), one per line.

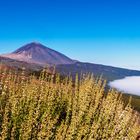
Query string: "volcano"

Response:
xmin=1 ymin=42 xmax=140 ymax=81
xmin=2 ymin=42 xmax=75 ymax=66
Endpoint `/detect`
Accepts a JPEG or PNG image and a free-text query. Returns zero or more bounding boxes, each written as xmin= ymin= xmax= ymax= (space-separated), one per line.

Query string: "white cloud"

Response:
xmin=109 ymin=76 xmax=140 ymax=96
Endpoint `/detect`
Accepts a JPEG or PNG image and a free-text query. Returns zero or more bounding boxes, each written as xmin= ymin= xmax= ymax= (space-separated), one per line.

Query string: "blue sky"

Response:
xmin=0 ymin=0 xmax=140 ymax=70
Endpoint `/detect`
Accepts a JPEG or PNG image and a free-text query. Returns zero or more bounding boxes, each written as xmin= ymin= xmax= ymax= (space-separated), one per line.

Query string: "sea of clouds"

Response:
xmin=109 ymin=76 xmax=140 ymax=96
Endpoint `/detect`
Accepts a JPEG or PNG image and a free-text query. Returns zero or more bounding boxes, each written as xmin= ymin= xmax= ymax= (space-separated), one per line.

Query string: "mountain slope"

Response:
xmin=56 ymin=62 xmax=140 ymax=81
xmin=1 ymin=42 xmax=75 ymax=65
xmin=1 ymin=42 xmax=140 ymax=82
xmin=0 ymin=56 xmax=42 ymax=71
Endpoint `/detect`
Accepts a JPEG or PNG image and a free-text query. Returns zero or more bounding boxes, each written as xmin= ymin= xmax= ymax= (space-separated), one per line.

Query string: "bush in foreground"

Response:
xmin=0 ymin=69 xmax=139 ymax=140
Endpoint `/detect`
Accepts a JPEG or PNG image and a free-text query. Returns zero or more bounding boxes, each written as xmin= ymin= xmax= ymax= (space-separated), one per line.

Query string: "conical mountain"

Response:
xmin=2 ymin=42 xmax=75 ymax=65
xmin=1 ymin=42 xmax=140 ymax=82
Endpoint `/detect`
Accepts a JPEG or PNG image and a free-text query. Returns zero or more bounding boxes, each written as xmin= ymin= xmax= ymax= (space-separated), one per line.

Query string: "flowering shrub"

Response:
xmin=0 ymin=69 xmax=139 ymax=140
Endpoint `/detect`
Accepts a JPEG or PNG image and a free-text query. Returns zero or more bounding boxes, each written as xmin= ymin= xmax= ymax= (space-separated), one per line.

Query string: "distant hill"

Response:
xmin=1 ymin=42 xmax=140 ymax=81
xmin=56 ymin=62 xmax=140 ymax=81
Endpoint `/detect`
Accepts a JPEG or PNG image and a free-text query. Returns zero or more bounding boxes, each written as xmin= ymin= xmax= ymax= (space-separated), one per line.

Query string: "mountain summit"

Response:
xmin=2 ymin=42 xmax=75 ymax=65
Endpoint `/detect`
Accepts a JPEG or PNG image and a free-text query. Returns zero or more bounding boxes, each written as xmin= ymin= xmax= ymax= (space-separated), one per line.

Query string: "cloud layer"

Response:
xmin=109 ymin=76 xmax=140 ymax=96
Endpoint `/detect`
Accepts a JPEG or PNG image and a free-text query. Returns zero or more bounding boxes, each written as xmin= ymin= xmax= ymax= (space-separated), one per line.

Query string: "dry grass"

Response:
xmin=0 ymin=68 xmax=139 ymax=140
